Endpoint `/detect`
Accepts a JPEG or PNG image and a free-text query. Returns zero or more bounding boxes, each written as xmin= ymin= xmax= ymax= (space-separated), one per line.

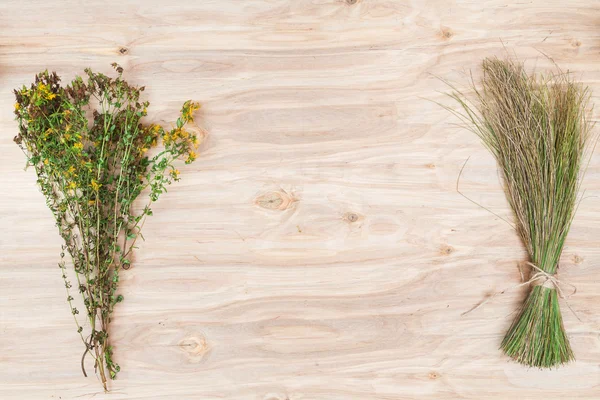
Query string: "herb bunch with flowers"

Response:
xmin=13 ymin=64 xmax=201 ymax=391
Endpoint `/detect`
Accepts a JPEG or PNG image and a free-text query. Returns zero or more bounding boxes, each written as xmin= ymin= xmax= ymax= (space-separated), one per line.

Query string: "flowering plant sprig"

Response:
xmin=13 ymin=64 xmax=201 ymax=391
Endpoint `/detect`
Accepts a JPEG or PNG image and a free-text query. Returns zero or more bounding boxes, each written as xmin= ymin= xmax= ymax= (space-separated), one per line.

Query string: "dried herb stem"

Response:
xmin=445 ymin=57 xmax=593 ymax=367
xmin=14 ymin=64 xmax=201 ymax=390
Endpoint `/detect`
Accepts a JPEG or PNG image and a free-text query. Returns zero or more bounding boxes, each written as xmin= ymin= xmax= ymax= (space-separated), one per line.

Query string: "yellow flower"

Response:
xmin=14 ymin=102 xmax=20 ymax=110
xmin=186 ymin=151 xmax=196 ymax=163
xmin=64 ymin=110 xmax=71 ymax=116
xmin=36 ymin=83 xmax=56 ymax=100
xmin=73 ymin=142 xmax=84 ymax=151
xmin=141 ymin=147 xmax=148 ymax=153
xmin=88 ymin=200 xmax=96 ymax=206
xmin=43 ymin=159 xmax=49 ymax=165
xmin=182 ymin=101 xmax=201 ymax=122
xmin=64 ymin=133 xmax=72 ymax=141
xmin=67 ymin=165 xmax=76 ymax=175
xmin=170 ymin=169 xmax=180 ymax=179
xmin=90 ymin=179 xmax=101 ymax=191
xmin=67 ymin=182 xmax=77 ymax=190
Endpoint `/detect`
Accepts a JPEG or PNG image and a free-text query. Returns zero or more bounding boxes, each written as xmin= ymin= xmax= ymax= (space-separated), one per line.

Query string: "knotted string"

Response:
xmin=462 ymin=262 xmax=580 ymax=321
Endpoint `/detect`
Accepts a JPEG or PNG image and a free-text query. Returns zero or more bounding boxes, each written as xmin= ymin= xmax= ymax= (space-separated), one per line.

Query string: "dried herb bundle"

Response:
xmin=14 ymin=64 xmax=201 ymax=390
xmin=447 ymin=58 xmax=593 ymax=367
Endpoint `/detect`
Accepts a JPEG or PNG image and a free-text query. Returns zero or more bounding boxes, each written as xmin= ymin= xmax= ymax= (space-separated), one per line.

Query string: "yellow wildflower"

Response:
xmin=90 ymin=179 xmax=101 ymax=191
xmin=36 ymin=83 xmax=56 ymax=100
xmin=64 ymin=133 xmax=72 ymax=141
xmin=186 ymin=151 xmax=196 ymax=163
xmin=67 ymin=165 xmax=76 ymax=175
xmin=43 ymin=159 xmax=49 ymax=165
xmin=14 ymin=102 xmax=20 ymax=110
xmin=182 ymin=101 xmax=201 ymax=122
xmin=88 ymin=200 xmax=96 ymax=206
xmin=67 ymin=182 xmax=77 ymax=190
xmin=191 ymin=135 xmax=199 ymax=147
xmin=73 ymin=142 xmax=84 ymax=151
xmin=170 ymin=169 xmax=180 ymax=180
xmin=64 ymin=110 xmax=71 ymax=117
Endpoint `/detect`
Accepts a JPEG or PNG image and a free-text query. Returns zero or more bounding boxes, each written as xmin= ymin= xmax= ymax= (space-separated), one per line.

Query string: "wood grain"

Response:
xmin=2 ymin=0 xmax=600 ymax=399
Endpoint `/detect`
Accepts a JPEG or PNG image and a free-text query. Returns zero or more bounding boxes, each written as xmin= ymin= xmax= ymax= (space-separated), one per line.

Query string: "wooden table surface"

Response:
xmin=2 ymin=1 xmax=600 ymax=399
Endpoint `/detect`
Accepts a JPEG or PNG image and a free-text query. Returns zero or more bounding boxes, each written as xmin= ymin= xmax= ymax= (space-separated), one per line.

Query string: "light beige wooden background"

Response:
xmin=2 ymin=0 xmax=600 ymax=399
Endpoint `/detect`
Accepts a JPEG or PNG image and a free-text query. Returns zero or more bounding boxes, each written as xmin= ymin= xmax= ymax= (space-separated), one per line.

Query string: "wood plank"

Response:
xmin=1 ymin=0 xmax=600 ymax=398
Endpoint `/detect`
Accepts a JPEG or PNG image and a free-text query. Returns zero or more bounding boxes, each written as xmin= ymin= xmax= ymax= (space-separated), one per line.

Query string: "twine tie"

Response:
xmin=462 ymin=261 xmax=579 ymax=320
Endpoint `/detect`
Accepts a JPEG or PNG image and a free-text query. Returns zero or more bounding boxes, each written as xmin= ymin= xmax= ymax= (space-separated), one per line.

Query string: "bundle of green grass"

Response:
xmin=448 ymin=57 xmax=593 ymax=367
